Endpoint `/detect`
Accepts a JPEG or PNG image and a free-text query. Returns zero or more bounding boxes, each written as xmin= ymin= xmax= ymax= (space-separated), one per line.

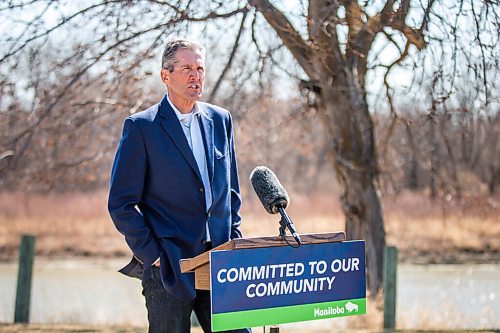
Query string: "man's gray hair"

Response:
xmin=161 ymin=39 xmax=205 ymax=71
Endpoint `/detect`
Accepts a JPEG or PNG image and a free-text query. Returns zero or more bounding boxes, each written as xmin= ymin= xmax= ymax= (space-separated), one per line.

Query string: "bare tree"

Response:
xmin=245 ymin=0 xmax=435 ymax=295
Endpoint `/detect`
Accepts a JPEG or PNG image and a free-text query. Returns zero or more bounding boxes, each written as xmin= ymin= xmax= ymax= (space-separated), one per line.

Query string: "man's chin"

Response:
xmin=189 ymin=92 xmax=203 ymax=101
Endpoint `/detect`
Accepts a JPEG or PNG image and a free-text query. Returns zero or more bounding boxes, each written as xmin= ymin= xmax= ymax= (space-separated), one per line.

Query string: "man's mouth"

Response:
xmin=188 ymin=83 xmax=201 ymax=90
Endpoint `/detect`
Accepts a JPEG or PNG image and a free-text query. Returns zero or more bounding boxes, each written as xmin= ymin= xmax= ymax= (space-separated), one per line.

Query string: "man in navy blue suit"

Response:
xmin=108 ymin=39 xmax=250 ymax=333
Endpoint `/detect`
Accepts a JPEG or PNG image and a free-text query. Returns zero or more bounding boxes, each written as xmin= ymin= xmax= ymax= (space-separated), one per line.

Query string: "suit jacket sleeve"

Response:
xmin=108 ymin=117 xmax=161 ymax=265
xmin=228 ymin=113 xmax=243 ymax=239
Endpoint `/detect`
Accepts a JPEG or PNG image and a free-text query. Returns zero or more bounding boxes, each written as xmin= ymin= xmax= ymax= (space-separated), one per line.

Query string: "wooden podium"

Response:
xmin=180 ymin=232 xmax=346 ymax=290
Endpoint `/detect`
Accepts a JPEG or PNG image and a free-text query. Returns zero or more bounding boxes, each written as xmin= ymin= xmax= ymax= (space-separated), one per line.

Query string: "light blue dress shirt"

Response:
xmin=166 ymin=93 xmax=213 ymax=242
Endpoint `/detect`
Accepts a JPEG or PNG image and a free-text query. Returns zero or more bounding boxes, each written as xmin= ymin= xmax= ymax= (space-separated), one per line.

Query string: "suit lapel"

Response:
xmin=158 ymin=96 xmax=202 ymax=180
xmin=198 ymin=105 xmax=214 ymax=182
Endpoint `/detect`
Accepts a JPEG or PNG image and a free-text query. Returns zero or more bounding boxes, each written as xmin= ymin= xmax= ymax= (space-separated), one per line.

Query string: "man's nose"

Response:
xmin=190 ymin=70 xmax=202 ymax=80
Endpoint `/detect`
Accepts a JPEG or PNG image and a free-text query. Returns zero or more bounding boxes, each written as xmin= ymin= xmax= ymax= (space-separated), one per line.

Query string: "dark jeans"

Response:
xmin=142 ymin=266 xmax=251 ymax=333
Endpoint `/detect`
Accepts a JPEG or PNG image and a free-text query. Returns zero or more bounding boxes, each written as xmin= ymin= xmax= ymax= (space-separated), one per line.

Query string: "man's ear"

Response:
xmin=160 ymin=69 xmax=169 ymax=84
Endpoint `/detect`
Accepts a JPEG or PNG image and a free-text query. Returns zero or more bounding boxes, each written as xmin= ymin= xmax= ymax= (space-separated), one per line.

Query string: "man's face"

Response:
xmin=161 ymin=48 xmax=205 ymax=105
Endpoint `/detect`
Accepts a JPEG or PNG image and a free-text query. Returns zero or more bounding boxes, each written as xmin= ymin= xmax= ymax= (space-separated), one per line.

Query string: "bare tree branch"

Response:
xmin=471 ymin=1 xmax=490 ymax=104
xmin=0 ymin=1 xmax=123 ymax=63
xmin=248 ymin=0 xmax=316 ymax=79
xmin=209 ymin=10 xmax=248 ymax=102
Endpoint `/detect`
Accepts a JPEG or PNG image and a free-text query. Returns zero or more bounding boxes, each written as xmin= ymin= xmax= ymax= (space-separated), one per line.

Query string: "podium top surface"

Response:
xmin=180 ymin=231 xmax=346 ymax=273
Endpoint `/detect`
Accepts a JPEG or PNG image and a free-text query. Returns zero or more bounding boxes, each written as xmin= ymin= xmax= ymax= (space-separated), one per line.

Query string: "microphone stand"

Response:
xmin=277 ymin=206 xmax=301 ymax=247
xmin=266 ymin=207 xmax=300 ymax=333
xmin=268 ymin=208 xmax=300 ymax=333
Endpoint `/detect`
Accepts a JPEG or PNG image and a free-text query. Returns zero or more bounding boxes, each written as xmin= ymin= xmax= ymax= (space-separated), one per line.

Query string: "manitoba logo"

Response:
xmin=344 ymin=301 xmax=358 ymax=313
xmin=314 ymin=306 xmax=344 ymax=317
xmin=313 ymin=301 xmax=360 ymax=317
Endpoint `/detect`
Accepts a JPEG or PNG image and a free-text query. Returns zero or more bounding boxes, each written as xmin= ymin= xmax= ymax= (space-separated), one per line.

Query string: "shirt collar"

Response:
xmin=166 ymin=92 xmax=204 ymax=124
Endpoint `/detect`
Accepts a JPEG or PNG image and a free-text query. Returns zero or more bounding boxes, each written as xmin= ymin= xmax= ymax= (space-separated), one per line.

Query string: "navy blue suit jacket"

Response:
xmin=108 ymin=95 xmax=243 ymax=300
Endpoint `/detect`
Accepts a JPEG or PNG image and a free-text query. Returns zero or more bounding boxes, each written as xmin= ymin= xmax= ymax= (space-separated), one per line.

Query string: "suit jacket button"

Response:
xmin=207 ymin=211 xmax=211 ymax=218
xmin=199 ymin=187 xmax=204 ymax=192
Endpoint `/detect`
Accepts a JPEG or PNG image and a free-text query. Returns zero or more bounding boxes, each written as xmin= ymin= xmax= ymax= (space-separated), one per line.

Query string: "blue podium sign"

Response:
xmin=210 ymin=240 xmax=366 ymax=331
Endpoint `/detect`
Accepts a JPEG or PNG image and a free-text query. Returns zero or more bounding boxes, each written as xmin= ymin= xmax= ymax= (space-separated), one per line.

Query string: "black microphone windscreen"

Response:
xmin=250 ymin=166 xmax=290 ymax=214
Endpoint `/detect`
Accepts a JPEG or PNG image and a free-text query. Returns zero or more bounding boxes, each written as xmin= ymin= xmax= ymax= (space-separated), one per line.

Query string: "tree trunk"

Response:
xmin=247 ymin=0 xmax=387 ymax=296
xmin=316 ymin=71 xmax=386 ymax=296
xmin=340 ymin=163 xmax=385 ymax=297
xmin=429 ymin=113 xmax=438 ymax=198
xmin=405 ymin=123 xmax=419 ymax=190
xmin=489 ymin=164 xmax=498 ymax=195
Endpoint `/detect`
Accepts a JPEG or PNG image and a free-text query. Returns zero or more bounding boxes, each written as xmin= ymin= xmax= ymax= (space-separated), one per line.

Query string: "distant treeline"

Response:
xmin=1 ymin=76 xmax=498 ymax=198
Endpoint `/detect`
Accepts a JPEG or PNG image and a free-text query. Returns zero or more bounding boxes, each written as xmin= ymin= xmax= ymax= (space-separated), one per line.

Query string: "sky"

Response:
xmin=1 ymin=0 xmax=498 ymax=114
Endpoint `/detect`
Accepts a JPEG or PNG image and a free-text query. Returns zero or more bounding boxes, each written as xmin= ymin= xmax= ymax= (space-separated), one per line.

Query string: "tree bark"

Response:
xmin=316 ymin=70 xmax=386 ymax=296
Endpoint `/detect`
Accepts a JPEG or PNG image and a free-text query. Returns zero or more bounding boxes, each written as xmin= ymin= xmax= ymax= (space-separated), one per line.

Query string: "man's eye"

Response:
xmin=197 ymin=67 xmax=205 ymax=73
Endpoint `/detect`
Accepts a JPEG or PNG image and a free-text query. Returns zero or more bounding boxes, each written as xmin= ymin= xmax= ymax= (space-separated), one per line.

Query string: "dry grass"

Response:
xmin=0 ymin=190 xmax=499 ymax=263
xmin=383 ymin=191 xmax=500 ymax=263
xmin=0 ymin=323 xmax=148 ymax=332
xmin=0 ymin=324 xmax=497 ymax=333
xmin=0 ymin=191 xmax=124 ymax=260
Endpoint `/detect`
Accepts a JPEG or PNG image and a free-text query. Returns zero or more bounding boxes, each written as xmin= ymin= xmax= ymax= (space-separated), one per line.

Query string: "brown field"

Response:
xmin=0 ymin=190 xmax=499 ymax=264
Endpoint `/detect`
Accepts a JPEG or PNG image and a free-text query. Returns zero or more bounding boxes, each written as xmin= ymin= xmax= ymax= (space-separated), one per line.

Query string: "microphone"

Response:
xmin=249 ymin=166 xmax=289 ymax=214
xmin=250 ymin=166 xmax=301 ymax=245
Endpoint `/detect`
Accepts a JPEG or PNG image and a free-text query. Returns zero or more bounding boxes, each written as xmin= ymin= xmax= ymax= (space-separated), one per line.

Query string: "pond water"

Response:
xmin=0 ymin=259 xmax=498 ymax=330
